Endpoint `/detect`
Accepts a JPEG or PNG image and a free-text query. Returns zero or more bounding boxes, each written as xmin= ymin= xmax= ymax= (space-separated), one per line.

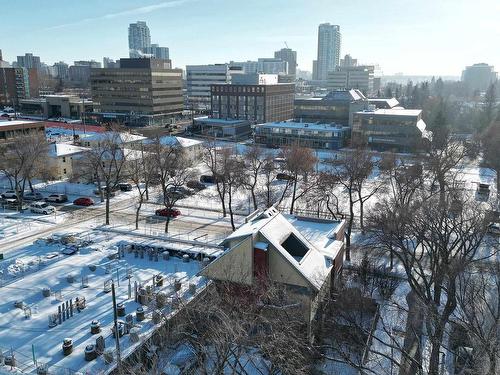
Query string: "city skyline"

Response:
xmin=1 ymin=0 xmax=499 ymax=76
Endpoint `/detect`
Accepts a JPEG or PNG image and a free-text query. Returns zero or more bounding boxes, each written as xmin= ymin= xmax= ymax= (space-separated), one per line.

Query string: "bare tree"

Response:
xmin=127 ymin=145 xmax=157 ymax=230
xmin=174 ymin=281 xmax=313 ymax=375
xmin=242 ymin=145 xmax=266 ymax=210
xmin=150 ymin=137 xmax=194 ymax=233
xmin=368 ymin=191 xmax=493 ymax=375
xmin=455 ymin=261 xmax=500 ymax=375
xmin=327 ymin=148 xmax=378 ymax=259
xmin=279 ymin=144 xmax=317 ymax=214
xmin=425 ymin=136 xmax=468 ymax=205
xmin=203 ymin=141 xmax=228 ymax=217
xmin=0 ymin=132 xmax=48 ymax=211
xmin=83 ymin=132 xmax=128 ymax=225
xmin=481 ymin=121 xmax=500 ymax=206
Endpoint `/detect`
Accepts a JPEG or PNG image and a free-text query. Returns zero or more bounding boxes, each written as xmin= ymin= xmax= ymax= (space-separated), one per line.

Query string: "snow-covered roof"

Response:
xmin=144 ymin=136 xmax=203 ymax=148
xmin=48 ymin=143 xmax=90 ymax=158
xmin=0 ymin=119 xmax=45 ymax=127
xmin=83 ymin=131 xmax=147 ymax=144
xmin=223 ymin=207 xmax=345 ymax=291
xmin=356 ymin=108 xmax=422 ymax=117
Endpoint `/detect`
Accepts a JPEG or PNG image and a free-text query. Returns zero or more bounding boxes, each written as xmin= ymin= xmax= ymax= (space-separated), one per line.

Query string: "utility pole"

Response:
xmin=111 ymin=283 xmax=122 ymax=373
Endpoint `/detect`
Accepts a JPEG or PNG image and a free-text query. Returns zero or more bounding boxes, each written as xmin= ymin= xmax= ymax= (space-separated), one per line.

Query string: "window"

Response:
xmin=62 ymin=157 xmax=66 ymax=163
xmin=63 ymin=168 xmax=67 ymax=174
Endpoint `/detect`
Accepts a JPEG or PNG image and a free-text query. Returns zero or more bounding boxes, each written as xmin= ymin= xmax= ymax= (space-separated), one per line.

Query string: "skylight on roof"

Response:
xmin=281 ymin=233 xmax=309 ymax=262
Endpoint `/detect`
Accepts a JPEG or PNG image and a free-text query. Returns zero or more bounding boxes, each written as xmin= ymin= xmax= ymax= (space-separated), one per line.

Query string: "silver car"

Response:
xmin=30 ymin=202 xmax=56 ymax=215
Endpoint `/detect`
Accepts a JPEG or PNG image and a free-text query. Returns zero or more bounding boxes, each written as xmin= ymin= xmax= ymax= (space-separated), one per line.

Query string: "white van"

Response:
xmin=30 ymin=202 xmax=56 ymax=215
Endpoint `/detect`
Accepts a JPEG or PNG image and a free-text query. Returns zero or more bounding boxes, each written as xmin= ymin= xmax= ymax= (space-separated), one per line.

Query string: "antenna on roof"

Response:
xmin=284 ymin=41 xmax=289 ymax=49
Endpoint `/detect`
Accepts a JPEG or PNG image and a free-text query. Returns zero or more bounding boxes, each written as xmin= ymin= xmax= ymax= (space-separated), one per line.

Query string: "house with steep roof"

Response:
xmin=199 ymin=206 xmax=346 ymax=335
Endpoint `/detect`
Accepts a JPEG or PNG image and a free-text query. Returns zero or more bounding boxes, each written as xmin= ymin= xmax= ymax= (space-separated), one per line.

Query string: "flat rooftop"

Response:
xmin=356 ymin=108 xmax=422 ymax=117
xmin=194 ymin=117 xmax=249 ymax=125
xmin=256 ymin=121 xmax=349 ymax=131
xmin=0 ymin=119 xmax=45 ymax=127
xmin=0 ymin=229 xmax=212 ymax=374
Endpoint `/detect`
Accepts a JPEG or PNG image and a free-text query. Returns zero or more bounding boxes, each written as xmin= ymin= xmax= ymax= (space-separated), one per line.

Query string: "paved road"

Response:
xmin=0 ymin=197 xmax=234 ymax=255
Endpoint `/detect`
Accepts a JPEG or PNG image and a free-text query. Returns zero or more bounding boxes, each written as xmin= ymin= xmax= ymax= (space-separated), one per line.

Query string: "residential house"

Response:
xmin=199 ymin=206 xmax=346 ymax=337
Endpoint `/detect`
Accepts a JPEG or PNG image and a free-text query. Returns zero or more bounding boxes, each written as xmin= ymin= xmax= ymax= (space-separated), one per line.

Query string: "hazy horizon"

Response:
xmin=2 ymin=0 xmax=499 ymax=77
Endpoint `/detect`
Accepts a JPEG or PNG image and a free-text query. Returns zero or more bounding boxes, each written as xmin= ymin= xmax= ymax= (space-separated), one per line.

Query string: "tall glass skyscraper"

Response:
xmin=128 ymin=21 xmax=151 ymax=58
xmin=316 ymin=23 xmax=341 ymax=81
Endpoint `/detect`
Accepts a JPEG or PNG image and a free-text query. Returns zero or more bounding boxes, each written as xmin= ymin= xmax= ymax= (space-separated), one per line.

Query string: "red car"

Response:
xmin=155 ymin=208 xmax=181 ymax=218
xmin=73 ymin=197 xmax=94 ymax=206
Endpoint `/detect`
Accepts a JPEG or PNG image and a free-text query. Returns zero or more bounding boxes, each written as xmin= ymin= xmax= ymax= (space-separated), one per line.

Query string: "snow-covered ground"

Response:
xmin=0 ymin=228 xmax=212 ymax=375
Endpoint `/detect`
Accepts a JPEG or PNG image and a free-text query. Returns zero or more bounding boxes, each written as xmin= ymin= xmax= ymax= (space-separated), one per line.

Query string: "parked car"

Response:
xmin=200 ymin=175 xmax=220 ymax=184
xmin=155 ymin=208 xmax=181 ymax=218
xmin=276 ymin=173 xmax=294 ymax=181
xmin=488 ymin=223 xmax=500 ymax=235
xmin=118 ymin=183 xmax=133 ymax=192
xmin=30 ymin=202 xmax=56 ymax=215
xmin=93 ymin=188 xmax=116 ymax=198
xmin=1 ymin=190 xmax=17 ymax=199
xmin=46 ymin=194 xmax=68 ymax=203
xmin=24 ymin=191 xmax=44 ymax=201
xmin=73 ymin=197 xmax=94 ymax=206
xmin=186 ymin=180 xmax=206 ymax=191
xmin=477 ymin=183 xmax=490 ymax=195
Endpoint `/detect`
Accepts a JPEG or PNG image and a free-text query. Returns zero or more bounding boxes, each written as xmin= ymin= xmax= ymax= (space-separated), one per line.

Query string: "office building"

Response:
xmin=229 ymin=60 xmax=258 ymax=74
xmin=461 ymin=63 xmax=497 ymax=92
xmin=0 ymin=67 xmax=39 ymax=107
xmin=192 ymin=117 xmax=252 ymax=139
xmin=69 ymin=60 xmax=101 ymax=85
xmin=103 ymin=57 xmax=119 ymax=69
xmin=186 ymin=64 xmax=242 ymax=110
xmin=274 ymin=48 xmax=297 ymax=76
xmin=352 ymin=108 xmax=429 ymax=152
xmin=231 ymin=73 xmax=278 ymax=85
xmin=312 ymin=60 xmax=318 ymax=80
xmin=19 ymin=95 xmax=94 ymax=119
xmin=91 ymin=58 xmax=183 ymax=126
xmin=128 ymin=21 xmax=151 ymax=58
xmin=254 ymin=120 xmax=350 ymax=149
xmin=143 ymin=44 xmax=169 ymax=59
xmin=315 ymin=23 xmax=341 ymax=81
xmin=16 ymin=53 xmax=41 ymax=71
xmin=340 ymin=54 xmax=357 ymax=68
xmin=211 ymin=82 xmax=294 ymax=123
xmin=294 ymin=89 xmax=367 ymax=126
xmin=327 ymin=65 xmax=375 ymax=94
xmin=230 ymin=58 xmax=288 ymax=75
xmin=0 ymin=50 xmax=10 ymax=68
xmin=53 ymin=62 xmax=69 ymax=79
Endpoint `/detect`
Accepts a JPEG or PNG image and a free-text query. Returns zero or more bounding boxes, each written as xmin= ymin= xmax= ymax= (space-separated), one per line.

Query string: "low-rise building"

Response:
xmin=211 ymin=82 xmax=294 ymax=124
xmin=192 ymin=117 xmax=252 ymax=139
xmin=200 ymin=206 xmax=346 ymax=335
xmin=143 ymin=135 xmax=203 ymax=161
xmin=352 ymin=108 xmax=429 ymax=152
xmin=47 ymin=143 xmax=90 ymax=179
xmin=367 ymin=98 xmax=399 ymax=109
xmin=0 ymin=119 xmax=46 ymax=141
xmin=254 ymin=120 xmax=350 ymax=149
xmin=19 ymin=95 xmax=94 ymax=119
xmin=294 ymin=89 xmax=367 ymax=126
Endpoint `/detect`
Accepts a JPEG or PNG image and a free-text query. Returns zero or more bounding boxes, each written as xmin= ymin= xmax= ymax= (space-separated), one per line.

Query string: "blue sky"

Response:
xmin=2 ymin=0 xmax=499 ymax=76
